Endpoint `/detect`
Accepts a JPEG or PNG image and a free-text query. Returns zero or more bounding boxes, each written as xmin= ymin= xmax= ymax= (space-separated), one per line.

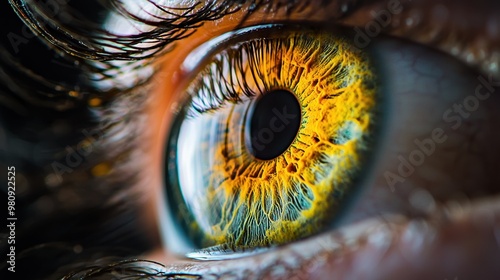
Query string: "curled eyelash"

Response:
xmin=2 ymin=0 xmax=321 ymax=110
xmin=188 ymin=43 xmax=261 ymax=117
xmin=10 ymin=0 xmax=224 ymax=61
xmin=8 ymin=0 xmax=317 ymax=62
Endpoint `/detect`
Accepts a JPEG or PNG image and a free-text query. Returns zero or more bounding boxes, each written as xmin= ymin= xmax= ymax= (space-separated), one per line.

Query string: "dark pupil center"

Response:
xmin=248 ymin=90 xmax=301 ymax=160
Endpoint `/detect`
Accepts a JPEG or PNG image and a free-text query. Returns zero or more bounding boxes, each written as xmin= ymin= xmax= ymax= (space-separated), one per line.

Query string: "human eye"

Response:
xmin=2 ymin=0 xmax=499 ymax=279
xmin=148 ymin=0 xmax=500 ymax=278
xmin=159 ymin=24 xmax=380 ymax=255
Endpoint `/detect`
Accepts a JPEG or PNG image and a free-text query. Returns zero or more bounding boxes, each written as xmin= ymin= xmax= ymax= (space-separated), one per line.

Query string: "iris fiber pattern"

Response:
xmin=167 ymin=29 xmax=379 ymax=250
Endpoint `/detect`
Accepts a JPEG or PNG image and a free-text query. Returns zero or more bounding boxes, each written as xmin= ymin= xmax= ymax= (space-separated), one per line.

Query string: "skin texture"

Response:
xmin=1 ymin=0 xmax=500 ymax=279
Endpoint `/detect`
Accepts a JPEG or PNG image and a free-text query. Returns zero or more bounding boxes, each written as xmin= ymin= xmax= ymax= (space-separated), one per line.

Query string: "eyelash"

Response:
xmin=8 ymin=0 xmax=498 ymax=102
xmin=5 ymin=0 xmax=341 ymax=109
xmin=8 ymin=0 xmax=320 ymax=61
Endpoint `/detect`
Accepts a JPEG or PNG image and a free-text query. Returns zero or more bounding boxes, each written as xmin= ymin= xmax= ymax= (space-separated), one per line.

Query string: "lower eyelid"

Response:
xmin=146 ymin=196 xmax=500 ymax=279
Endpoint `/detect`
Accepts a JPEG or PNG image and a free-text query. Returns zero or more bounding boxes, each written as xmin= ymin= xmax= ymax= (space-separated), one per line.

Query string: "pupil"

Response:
xmin=247 ymin=90 xmax=301 ymax=160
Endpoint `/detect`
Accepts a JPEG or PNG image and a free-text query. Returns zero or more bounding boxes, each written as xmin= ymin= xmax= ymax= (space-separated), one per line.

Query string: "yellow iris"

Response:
xmin=167 ymin=27 xmax=379 ymax=251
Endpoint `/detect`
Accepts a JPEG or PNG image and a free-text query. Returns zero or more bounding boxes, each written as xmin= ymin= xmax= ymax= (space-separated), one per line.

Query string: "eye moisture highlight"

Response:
xmin=163 ymin=26 xmax=381 ymax=255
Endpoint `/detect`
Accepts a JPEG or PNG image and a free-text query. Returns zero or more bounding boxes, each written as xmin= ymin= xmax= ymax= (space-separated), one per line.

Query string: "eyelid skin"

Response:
xmin=141 ymin=0 xmax=500 ymax=279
